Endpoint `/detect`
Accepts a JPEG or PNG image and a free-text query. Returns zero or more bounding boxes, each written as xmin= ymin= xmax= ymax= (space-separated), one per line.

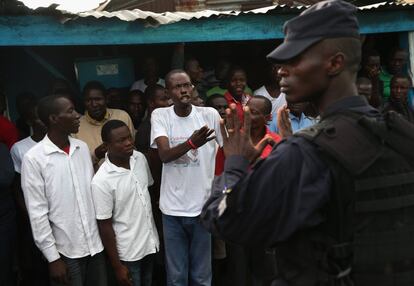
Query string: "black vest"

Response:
xmin=274 ymin=110 xmax=414 ymax=286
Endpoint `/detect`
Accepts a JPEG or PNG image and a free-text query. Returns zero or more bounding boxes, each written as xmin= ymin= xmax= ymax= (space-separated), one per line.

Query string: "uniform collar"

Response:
xmin=42 ymin=135 xmax=81 ymax=155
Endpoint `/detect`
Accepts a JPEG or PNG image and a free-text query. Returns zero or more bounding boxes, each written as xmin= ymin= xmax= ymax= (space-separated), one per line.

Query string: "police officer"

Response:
xmin=201 ymin=1 xmax=414 ymax=285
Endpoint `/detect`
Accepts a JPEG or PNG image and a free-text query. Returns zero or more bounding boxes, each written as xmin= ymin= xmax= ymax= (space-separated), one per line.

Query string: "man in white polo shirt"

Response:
xmin=92 ymin=119 xmax=159 ymax=286
xmin=21 ymin=93 xmax=106 ymax=286
xmin=151 ymin=69 xmax=222 ymax=286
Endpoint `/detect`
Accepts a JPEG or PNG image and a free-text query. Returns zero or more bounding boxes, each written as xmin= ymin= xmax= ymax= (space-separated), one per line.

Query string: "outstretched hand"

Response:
xmin=220 ymin=104 xmax=270 ymax=163
xmin=189 ymin=125 xmax=216 ymax=148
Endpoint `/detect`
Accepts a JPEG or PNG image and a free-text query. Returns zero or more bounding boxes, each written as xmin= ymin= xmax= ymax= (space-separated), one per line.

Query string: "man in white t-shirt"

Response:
xmin=254 ymin=63 xmax=287 ymax=115
xmin=92 ymin=119 xmax=159 ymax=286
xmin=151 ymin=69 xmax=222 ymax=286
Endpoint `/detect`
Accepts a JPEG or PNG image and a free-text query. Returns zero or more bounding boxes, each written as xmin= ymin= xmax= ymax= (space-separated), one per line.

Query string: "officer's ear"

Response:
xmin=327 ymin=52 xmax=346 ymax=76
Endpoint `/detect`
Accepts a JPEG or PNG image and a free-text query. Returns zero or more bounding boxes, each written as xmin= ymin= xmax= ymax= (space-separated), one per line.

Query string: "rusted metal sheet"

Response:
xmin=175 ymin=0 xmax=206 ymax=12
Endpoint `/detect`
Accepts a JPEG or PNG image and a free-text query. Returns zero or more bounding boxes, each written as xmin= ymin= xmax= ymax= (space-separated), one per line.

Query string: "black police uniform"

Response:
xmin=201 ymin=95 xmax=414 ymax=285
xmin=200 ymin=1 xmax=414 ymax=284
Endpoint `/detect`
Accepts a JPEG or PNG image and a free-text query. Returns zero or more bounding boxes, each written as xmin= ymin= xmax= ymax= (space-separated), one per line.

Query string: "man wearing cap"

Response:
xmin=201 ymin=1 xmax=414 ymax=285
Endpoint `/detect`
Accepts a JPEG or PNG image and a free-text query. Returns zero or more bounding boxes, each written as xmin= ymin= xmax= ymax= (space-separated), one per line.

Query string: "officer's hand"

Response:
xmin=189 ymin=125 xmax=216 ymax=148
xmin=277 ymin=105 xmax=293 ymax=138
xmin=220 ymin=104 xmax=262 ymax=163
xmin=94 ymin=143 xmax=108 ymax=160
xmin=49 ymin=258 xmax=69 ymax=285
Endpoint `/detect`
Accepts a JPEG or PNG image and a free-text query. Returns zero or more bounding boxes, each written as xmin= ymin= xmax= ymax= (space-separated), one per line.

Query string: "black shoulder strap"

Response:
xmin=359 ymin=111 xmax=414 ymax=166
xmin=296 ymin=112 xmax=384 ymax=176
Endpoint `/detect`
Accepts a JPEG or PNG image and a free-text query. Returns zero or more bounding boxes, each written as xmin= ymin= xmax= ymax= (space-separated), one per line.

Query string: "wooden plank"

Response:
xmin=0 ymin=10 xmax=413 ymax=46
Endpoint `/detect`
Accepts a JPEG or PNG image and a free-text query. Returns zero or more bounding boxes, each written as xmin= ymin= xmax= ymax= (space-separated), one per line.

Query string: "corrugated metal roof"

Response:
xmin=73 ymin=4 xmax=306 ymax=26
xmin=17 ymin=0 xmax=414 ymax=27
xmin=72 ymin=1 xmax=414 ymax=26
xmin=358 ymin=1 xmax=414 ymax=9
xmin=18 ymin=0 xmax=109 ymax=14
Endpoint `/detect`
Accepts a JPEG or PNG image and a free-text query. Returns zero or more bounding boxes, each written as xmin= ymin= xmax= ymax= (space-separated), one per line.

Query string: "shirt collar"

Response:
xmin=104 ymin=151 xmax=138 ymax=174
xmin=224 ymin=92 xmax=250 ymax=105
xmin=289 ymin=112 xmax=304 ymax=121
xmin=85 ymin=109 xmax=111 ymax=126
xmin=42 ymin=135 xmax=81 ymax=155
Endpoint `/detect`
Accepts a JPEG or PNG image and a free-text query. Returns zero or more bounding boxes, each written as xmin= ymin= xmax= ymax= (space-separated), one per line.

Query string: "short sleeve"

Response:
xmin=91 ymin=180 xmax=114 ymax=220
xmin=10 ymin=145 xmax=22 ymax=173
xmin=150 ymin=109 xmax=169 ymax=149
xmin=212 ymin=109 xmax=223 ymax=147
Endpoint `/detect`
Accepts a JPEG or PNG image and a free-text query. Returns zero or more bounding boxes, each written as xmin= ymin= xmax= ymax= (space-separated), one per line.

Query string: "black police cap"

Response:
xmin=267 ymin=0 xmax=360 ymax=62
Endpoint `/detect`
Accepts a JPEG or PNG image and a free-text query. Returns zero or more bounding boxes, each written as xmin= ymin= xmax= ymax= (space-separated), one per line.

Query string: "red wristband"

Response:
xmin=187 ymin=139 xmax=197 ymax=149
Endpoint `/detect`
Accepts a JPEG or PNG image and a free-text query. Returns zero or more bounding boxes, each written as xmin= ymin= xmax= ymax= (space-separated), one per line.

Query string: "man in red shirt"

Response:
xmin=247 ymin=96 xmax=281 ymax=159
xmin=0 ymin=115 xmax=19 ymax=149
xmin=215 ymin=96 xmax=279 ymax=175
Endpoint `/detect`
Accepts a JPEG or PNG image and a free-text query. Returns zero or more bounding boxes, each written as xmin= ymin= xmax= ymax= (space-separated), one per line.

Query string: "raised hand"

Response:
xmin=277 ymin=105 xmax=293 ymax=138
xmin=220 ymin=104 xmax=266 ymax=163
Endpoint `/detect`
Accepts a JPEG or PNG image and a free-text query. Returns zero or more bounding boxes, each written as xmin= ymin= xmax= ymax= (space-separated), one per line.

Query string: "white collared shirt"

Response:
xmin=21 ymin=135 xmax=103 ymax=262
xmin=91 ymin=150 xmax=159 ymax=261
xmin=11 ymin=136 xmax=38 ymax=173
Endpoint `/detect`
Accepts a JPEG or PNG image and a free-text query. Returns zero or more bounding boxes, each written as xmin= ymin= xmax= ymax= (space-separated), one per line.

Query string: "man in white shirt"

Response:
xmin=254 ymin=63 xmax=286 ymax=115
xmin=130 ymin=57 xmax=165 ymax=92
xmin=151 ymin=69 xmax=222 ymax=286
xmin=21 ymin=93 xmax=106 ymax=286
xmin=92 ymin=119 xmax=159 ymax=286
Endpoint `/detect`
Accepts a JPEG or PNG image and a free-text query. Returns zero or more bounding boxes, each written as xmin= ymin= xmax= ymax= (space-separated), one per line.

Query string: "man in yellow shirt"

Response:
xmin=73 ymin=81 xmax=134 ymax=169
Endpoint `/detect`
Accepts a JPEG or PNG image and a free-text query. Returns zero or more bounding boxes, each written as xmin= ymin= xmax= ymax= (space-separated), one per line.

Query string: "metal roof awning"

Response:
xmin=1 ymin=1 xmax=414 ymax=46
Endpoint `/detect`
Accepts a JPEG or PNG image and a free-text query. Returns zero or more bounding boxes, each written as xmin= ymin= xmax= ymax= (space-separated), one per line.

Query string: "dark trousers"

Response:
xmin=122 ymin=254 xmax=155 ymax=286
xmin=16 ymin=210 xmax=49 ymax=286
xmin=50 ymin=251 xmax=107 ymax=286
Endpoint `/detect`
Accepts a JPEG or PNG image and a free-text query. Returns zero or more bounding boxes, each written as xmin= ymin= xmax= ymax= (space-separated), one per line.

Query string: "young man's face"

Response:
xmin=84 ymin=89 xmax=107 ymax=121
xmin=247 ymin=98 xmax=270 ymax=129
xmin=107 ymin=125 xmax=134 ymax=158
xmin=388 ymin=51 xmax=407 ymax=75
xmin=210 ymin=96 xmax=228 ymax=118
xmin=150 ymin=88 xmax=171 ymax=110
xmin=186 ymin=60 xmax=204 ymax=84
xmin=278 ymin=43 xmax=330 ymax=104
xmin=228 ymin=71 xmax=247 ymax=98
xmin=53 ymin=97 xmax=81 ymax=134
xmin=127 ymin=93 xmax=145 ymax=120
xmin=167 ymin=73 xmax=194 ymax=108
xmin=390 ymin=78 xmax=410 ymax=102
xmin=363 ymin=56 xmax=381 ymax=78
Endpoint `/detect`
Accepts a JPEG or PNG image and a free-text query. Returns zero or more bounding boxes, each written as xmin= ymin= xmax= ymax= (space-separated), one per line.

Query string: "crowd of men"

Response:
xmin=1 ymin=1 xmax=414 ymax=285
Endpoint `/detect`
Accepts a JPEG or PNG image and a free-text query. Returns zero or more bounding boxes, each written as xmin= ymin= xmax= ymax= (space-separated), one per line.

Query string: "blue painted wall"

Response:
xmin=0 ymin=9 xmax=413 ymax=46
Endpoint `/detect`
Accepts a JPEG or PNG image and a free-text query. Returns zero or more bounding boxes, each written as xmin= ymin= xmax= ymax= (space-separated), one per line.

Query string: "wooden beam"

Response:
xmin=0 ymin=9 xmax=413 ymax=46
